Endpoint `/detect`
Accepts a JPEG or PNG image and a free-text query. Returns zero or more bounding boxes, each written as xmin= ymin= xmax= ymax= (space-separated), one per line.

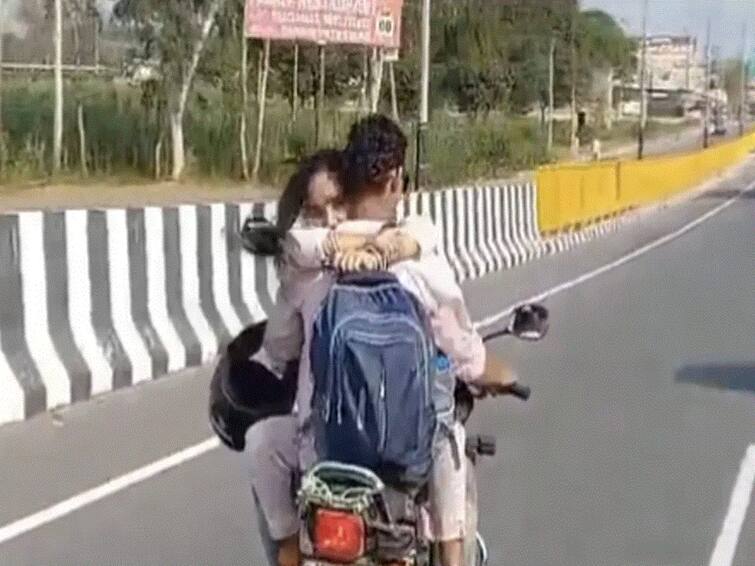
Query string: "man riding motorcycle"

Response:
xmin=221 ymin=146 xmax=441 ymax=566
xmin=213 ymin=116 xmax=517 ymax=566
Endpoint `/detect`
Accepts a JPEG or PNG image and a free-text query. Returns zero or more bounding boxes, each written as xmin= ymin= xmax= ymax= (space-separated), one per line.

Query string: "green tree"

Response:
xmin=722 ymin=58 xmax=746 ymax=119
xmin=113 ymin=0 xmax=226 ymax=179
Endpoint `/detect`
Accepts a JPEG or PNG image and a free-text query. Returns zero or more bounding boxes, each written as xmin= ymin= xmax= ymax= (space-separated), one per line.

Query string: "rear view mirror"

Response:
xmin=509 ymin=304 xmax=549 ymax=341
xmin=240 ymin=216 xmax=283 ymax=257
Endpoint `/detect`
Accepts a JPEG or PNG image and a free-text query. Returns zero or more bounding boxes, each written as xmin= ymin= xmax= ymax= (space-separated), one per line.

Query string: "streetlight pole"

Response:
xmin=637 ymin=0 xmax=649 ymax=160
xmin=739 ymin=23 xmax=747 ymax=136
xmin=703 ymin=18 xmax=711 ymax=149
xmin=547 ymin=36 xmax=555 ymax=155
xmin=415 ymin=0 xmax=431 ymax=190
xmin=53 ymin=0 xmax=64 ymax=174
xmin=0 ymin=0 xmax=5 ymax=141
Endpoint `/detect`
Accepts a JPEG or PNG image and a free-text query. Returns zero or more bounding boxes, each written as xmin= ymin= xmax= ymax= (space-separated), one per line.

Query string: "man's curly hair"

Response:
xmin=343 ymin=115 xmax=407 ymax=199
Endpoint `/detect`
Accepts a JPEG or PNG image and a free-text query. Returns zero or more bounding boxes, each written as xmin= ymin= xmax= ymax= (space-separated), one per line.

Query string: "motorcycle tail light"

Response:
xmin=313 ymin=508 xmax=365 ymax=563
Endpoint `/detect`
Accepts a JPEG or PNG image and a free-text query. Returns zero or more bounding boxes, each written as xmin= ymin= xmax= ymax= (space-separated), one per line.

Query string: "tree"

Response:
xmin=45 ymin=0 xmax=99 ymax=65
xmin=575 ymin=10 xmax=635 ymax=129
xmin=0 ymin=0 xmax=5 ymax=143
xmin=113 ymin=0 xmax=226 ymax=179
xmin=723 ymin=59 xmax=746 ymax=119
xmin=53 ymin=0 xmax=63 ymax=173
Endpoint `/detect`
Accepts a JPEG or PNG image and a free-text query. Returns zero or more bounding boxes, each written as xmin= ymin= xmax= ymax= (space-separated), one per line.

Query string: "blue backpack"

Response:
xmin=310 ymin=272 xmax=439 ymax=487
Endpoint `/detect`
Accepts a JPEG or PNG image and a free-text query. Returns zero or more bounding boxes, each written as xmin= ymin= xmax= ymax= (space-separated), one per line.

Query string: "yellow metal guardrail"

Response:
xmin=537 ymin=131 xmax=755 ymax=233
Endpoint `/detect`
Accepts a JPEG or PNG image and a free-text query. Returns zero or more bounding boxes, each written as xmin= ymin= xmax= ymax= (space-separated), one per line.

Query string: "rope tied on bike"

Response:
xmin=298 ymin=462 xmax=386 ymax=515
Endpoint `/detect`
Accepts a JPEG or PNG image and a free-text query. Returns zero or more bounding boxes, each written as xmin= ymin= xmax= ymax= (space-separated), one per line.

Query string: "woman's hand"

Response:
xmin=372 ymin=227 xmax=421 ymax=264
xmin=473 ymin=354 xmax=518 ymax=397
xmin=329 ymin=246 xmax=386 ymax=273
xmin=321 ymin=226 xmax=421 ymax=273
xmin=322 ymin=231 xmax=370 ymax=258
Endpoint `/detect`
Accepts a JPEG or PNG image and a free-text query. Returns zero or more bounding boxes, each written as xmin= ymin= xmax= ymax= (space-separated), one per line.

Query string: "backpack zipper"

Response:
xmin=379 ymin=365 xmax=387 ymax=454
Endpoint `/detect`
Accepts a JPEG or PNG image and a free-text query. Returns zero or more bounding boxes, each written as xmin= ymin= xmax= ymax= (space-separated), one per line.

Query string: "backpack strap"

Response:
xmin=336 ymin=271 xmax=399 ymax=287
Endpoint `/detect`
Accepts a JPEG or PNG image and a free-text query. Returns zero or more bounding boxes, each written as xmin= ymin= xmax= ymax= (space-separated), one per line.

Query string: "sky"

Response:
xmin=582 ymin=0 xmax=755 ymax=59
xmin=3 ymin=0 xmax=754 ymax=59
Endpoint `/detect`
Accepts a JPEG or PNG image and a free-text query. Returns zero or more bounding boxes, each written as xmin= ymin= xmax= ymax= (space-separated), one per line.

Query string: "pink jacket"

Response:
xmin=260 ymin=217 xmax=486 ymax=384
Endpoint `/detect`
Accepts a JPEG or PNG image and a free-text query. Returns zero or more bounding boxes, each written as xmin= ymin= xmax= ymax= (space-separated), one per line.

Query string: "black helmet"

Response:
xmin=240 ymin=216 xmax=284 ymax=257
xmin=209 ymin=321 xmax=298 ymax=451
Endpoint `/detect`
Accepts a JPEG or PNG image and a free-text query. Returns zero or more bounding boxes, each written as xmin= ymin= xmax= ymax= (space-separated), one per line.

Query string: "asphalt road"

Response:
xmin=0 ymin=164 xmax=753 ymax=566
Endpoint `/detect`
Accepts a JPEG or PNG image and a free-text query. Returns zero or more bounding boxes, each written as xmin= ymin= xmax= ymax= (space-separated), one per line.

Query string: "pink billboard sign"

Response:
xmin=245 ymin=0 xmax=404 ymax=48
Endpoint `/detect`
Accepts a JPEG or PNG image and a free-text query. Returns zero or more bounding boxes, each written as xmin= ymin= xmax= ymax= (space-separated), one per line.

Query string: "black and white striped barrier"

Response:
xmin=403 ymin=183 xmax=558 ymax=281
xmin=0 ymin=203 xmax=281 ymax=425
xmin=0 ymin=183 xmax=621 ymax=425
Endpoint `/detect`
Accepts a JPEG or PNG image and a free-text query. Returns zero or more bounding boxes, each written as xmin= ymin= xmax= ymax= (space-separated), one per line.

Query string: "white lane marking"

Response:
xmin=0 ymin=180 xmax=751 ymax=546
xmin=474 ymin=179 xmax=755 ymax=331
xmin=0 ymin=438 xmax=220 ymax=545
xmin=709 ymin=445 xmax=755 ymax=566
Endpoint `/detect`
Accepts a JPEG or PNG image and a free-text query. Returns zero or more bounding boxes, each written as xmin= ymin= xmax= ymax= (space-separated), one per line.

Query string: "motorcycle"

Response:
xmin=297 ymin=304 xmax=549 ymax=566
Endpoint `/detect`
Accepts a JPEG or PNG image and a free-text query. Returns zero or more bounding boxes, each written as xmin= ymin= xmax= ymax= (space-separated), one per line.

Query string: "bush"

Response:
xmin=1 ymin=78 xmax=552 ymax=188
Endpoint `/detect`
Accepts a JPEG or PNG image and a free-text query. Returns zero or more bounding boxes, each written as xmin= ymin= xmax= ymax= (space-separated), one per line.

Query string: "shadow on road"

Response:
xmin=676 ymin=364 xmax=755 ymax=393
xmin=695 ymin=189 xmax=755 ymax=201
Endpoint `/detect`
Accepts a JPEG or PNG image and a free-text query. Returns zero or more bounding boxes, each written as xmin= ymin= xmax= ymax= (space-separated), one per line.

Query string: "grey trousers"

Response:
xmin=253 ymin=489 xmax=280 ymax=566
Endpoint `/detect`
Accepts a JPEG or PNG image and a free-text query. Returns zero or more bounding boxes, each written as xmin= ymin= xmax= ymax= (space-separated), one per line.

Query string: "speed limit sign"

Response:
xmin=376 ymin=13 xmax=395 ymax=38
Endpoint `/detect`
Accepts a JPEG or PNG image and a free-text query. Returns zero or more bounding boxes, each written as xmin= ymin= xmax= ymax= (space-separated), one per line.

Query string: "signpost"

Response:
xmin=244 ymin=0 xmax=404 ymax=176
xmin=245 ymin=0 xmax=403 ymax=48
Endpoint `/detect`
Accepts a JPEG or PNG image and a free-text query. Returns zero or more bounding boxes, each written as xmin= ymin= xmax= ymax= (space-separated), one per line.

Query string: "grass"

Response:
xmin=0 ymin=77 xmax=693 ymax=195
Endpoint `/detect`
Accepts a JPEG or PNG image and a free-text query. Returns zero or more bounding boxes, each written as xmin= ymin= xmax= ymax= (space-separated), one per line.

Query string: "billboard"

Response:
xmin=245 ymin=0 xmax=403 ymax=48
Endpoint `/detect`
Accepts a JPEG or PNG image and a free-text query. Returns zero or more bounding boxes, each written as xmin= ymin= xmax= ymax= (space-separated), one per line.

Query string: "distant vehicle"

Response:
xmin=123 ymin=58 xmax=161 ymax=85
xmin=712 ymin=112 xmax=727 ymax=136
xmin=707 ymin=106 xmax=727 ymax=137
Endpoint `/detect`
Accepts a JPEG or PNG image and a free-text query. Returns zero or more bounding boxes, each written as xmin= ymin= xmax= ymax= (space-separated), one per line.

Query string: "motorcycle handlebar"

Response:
xmin=481 ymin=327 xmax=510 ymax=343
xmin=480 ymin=324 xmax=532 ymax=402
xmin=508 ymin=382 xmax=531 ymax=401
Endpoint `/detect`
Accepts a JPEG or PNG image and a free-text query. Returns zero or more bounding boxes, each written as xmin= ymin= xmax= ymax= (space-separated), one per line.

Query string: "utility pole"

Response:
xmin=416 ymin=0 xmax=431 ymax=190
xmin=292 ymin=43 xmax=299 ymax=122
xmin=637 ymin=0 xmax=649 ymax=160
xmin=569 ymin=10 xmax=579 ymax=158
xmin=93 ymin=11 xmax=100 ymax=72
xmin=389 ymin=61 xmax=399 ymax=122
xmin=739 ymin=23 xmax=747 ymax=136
xmin=368 ymin=47 xmax=385 ymax=114
xmin=703 ymin=18 xmax=711 ymax=149
xmin=252 ymin=39 xmax=270 ymax=181
xmin=315 ymin=45 xmax=325 ymax=146
xmin=547 ymin=36 xmax=555 ymax=154
xmin=240 ymin=34 xmax=250 ymax=180
xmin=0 ymin=0 xmax=5 ymax=141
xmin=684 ymin=34 xmax=691 ymax=91
xmin=53 ymin=0 xmax=64 ymax=173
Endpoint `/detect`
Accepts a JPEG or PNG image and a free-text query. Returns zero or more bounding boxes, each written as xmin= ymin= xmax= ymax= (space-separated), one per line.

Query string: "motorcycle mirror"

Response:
xmin=508 ymin=304 xmax=549 ymax=341
xmin=240 ymin=216 xmax=283 ymax=257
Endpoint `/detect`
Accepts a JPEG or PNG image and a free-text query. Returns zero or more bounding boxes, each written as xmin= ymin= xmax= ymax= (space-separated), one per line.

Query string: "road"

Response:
xmin=0 ymin=164 xmax=754 ymax=566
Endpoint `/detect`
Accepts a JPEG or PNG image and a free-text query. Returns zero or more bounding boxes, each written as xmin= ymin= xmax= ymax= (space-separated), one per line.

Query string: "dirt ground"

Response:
xmin=0 ymin=125 xmax=723 ymax=213
xmin=0 ymin=179 xmax=279 ymax=212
